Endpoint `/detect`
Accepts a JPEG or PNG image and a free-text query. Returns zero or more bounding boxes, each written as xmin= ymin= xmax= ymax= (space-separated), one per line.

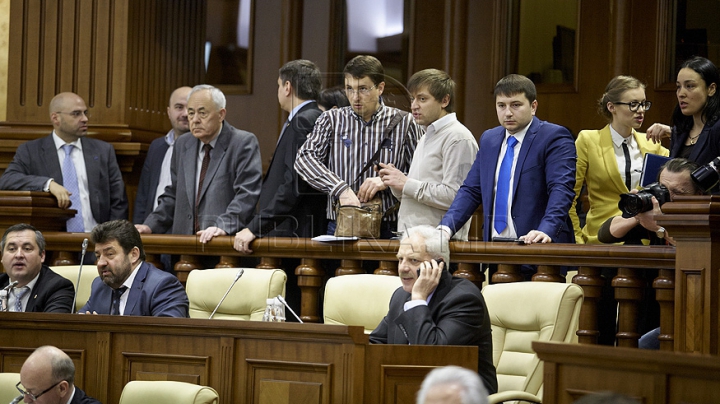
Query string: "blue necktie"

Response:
xmin=494 ymin=136 xmax=518 ymax=234
xmin=62 ymin=144 xmax=84 ymax=232
xmin=13 ymin=286 xmax=29 ymax=312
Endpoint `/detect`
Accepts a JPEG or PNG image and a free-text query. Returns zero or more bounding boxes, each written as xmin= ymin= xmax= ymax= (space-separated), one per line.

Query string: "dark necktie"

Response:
xmin=62 ymin=144 xmax=84 ymax=232
xmin=622 ymin=140 xmax=632 ymax=190
xmin=195 ymin=144 xmax=212 ymax=232
xmin=110 ymin=286 xmax=128 ymax=315
xmin=494 ymin=136 xmax=518 ymax=234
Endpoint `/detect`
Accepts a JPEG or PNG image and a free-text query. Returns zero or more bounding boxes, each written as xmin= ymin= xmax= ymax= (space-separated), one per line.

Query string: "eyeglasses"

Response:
xmin=614 ymin=101 xmax=652 ymax=112
xmin=345 ymin=85 xmax=376 ymax=96
xmin=55 ymin=110 xmax=90 ymax=118
xmin=16 ymin=380 xmax=62 ymax=401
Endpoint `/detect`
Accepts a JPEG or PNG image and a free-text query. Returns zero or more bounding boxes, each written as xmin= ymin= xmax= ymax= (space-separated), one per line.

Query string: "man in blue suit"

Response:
xmin=439 ymin=74 xmax=576 ymax=246
xmin=80 ymin=219 xmax=188 ymax=317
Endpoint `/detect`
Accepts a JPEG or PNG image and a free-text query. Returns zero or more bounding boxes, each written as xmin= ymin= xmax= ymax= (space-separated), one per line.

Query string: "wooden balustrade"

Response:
xmin=40 ymin=232 xmax=675 ymax=347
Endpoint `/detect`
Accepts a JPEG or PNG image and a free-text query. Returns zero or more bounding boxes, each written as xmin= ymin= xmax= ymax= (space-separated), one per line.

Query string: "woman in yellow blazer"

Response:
xmin=571 ymin=76 xmax=669 ymax=244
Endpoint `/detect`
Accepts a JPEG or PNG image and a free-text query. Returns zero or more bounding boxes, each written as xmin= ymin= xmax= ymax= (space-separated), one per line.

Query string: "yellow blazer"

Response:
xmin=570 ymin=125 xmax=669 ymax=244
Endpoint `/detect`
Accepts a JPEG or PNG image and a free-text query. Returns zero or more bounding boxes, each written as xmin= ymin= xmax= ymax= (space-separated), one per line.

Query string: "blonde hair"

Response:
xmin=597 ymin=75 xmax=645 ymax=121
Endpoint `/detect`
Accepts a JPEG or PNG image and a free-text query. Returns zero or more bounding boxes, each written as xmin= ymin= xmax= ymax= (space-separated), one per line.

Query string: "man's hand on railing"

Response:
xmin=48 ymin=180 xmax=72 ymax=209
xmin=135 ymin=224 xmax=152 ymax=234
xmin=234 ymin=228 xmax=256 ymax=254
xmin=520 ymin=230 xmax=551 ymax=244
xmin=197 ymin=226 xmax=226 ymax=243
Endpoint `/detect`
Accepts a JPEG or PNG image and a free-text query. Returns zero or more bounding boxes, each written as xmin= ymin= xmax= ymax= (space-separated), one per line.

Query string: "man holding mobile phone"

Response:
xmin=369 ymin=225 xmax=497 ymax=394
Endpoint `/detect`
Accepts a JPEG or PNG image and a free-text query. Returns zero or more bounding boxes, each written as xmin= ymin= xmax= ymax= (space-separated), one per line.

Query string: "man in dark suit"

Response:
xmin=80 ymin=220 xmax=188 ymax=317
xmin=0 ymin=92 xmax=128 ymax=232
xmin=133 ymin=86 xmax=192 ymax=224
xmin=0 ymin=223 xmax=73 ymax=313
xmin=18 ymin=345 xmax=101 ymax=404
xmin=369 ymin=225 xmax=497 ymax=395
xmin=233 ymin=60 xmax=325 ymax=254
xmin=439 ymin=74 xmax=576 ymax=245
xmin=136 ymin=85 xmax=262 ymax=245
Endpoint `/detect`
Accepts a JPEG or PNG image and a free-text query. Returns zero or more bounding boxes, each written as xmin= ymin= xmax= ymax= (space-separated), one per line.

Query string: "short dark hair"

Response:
xmin=407 ymin=69 xmax=456 ymax=113
xmin=318 ymin=86 xmax=350 ymax=110
xmin=343 ymin=55 xmax=385 ymax=85
xmin=91 ymin=220 xmax=145 ymax=261
xmin=279 ymin=59 xmax=322 ymax=101
xmin=1 ymin=223 xmax=45 ymax=253
xmin=659 ymin=158 xmax=703 ymax=194
xmin=494 ymin=74 xmax=537 ymax=103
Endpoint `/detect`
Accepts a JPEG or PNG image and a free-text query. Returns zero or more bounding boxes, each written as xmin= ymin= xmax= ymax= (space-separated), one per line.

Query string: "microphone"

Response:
xmin=71 ymin=238 xmax=89 ymax=314
xmin=10 ymin=394 xmax=23 ymax=404
xmin=2 ymin=281 xmax=18 ymax=292
xmin=276 ymin=295 xmax=303 ymax=323
xmin=209 ymin=269 xmax=244 ymax=319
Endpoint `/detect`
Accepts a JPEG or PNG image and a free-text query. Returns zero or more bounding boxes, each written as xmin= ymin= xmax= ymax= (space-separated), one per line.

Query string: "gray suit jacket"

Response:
xmin=144 ymin=121 xmax=262 ymax=235
xmin=0 ymin=134 xmax=128 ymax=224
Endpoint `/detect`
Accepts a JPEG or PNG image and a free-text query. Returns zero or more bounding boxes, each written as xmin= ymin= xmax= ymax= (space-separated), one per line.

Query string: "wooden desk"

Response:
xmin=535 ymin=341 xmax=720 ymax=404
xmin=0 ymin=313 xmax=478 ymax=404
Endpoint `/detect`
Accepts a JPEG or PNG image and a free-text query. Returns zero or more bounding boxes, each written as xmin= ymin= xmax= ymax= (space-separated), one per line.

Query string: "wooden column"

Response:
xmin=654 ymin=268 xmax=675 ymax=351
xmin=296 ymin=258 xmax=323 ymax=323
xmin=573 ymin=266 xmax=604 ymax=345
xmin=612 ymin=267 xmax=643 ymax=348
xmin=658 ymin=195 xmax=720 ymax=354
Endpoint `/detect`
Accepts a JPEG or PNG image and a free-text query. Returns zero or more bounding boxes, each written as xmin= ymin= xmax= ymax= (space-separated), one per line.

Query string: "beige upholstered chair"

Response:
xmin=0 ymin=372 xmax=21 ymax=404
xmin=482 ymin=281 xmax=584 ymax=404
xmin=50 ymin=265 xmax=99 ymax=312
xmin=119 ymin=380 xmax=218 ymax=404
xmin=323 ymin=274 xmax=402 ymax=334
xmin=186 ymin=267 xmax=287 ymax=320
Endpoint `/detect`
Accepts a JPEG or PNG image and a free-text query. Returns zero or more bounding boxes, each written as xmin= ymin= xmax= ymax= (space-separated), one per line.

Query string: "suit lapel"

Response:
xmin=80 ymin=138 xmax=100 ymax=219
xmin=511 ymin=117 xmax=539 ymax=199
xmin=184 ymin=138 xmax=199 ymax=206
xmin=43 ymin=135 xmax=63 ymax=182
xmin=690 ymin=125 xmax=710 ymax=161
xmin=197 ymin=124 xmax=229 ymax=204
xmin=124 ymin=263 xmax=147 ymax=315
xmin=599 ymin=126 xmax=627 ymax=192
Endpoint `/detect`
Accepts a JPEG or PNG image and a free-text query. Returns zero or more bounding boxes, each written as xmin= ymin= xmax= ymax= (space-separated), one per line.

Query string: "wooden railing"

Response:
xmin=43 ymin=232 xmax=675 ymax=348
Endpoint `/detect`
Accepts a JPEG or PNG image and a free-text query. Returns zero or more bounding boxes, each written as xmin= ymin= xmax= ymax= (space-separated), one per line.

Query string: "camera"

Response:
xmin=618 ymin=182 xmax=671 ymax=218
xmin=691 ymin=156 xmax=720 ymax=193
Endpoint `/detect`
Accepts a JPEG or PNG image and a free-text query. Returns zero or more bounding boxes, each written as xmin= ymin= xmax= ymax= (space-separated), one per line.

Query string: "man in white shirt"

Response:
xmin=379 ymin=69 xmax=478 ymax=240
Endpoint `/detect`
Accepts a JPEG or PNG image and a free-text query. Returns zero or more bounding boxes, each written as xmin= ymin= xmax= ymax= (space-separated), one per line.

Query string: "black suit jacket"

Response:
xmin=369 ymin=270 xmax=498 ymax=394
xmin=70 ymin=386 xmax=101 ymax=404
xmin=133 ymin=135 xmax=171 ymax=224
xmin=0 ymin=134 xmax=128 ymax=225
xmin=0 ymin=265 xmax=74 ymax=313
xmin=246 ymin=102 xmax=326 ymax=237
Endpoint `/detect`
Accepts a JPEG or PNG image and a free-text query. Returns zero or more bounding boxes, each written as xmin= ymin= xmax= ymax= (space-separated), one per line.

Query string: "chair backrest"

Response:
xmin=323 ymin=274 xmax=402 ymax=334
xmin=119 ymin=380 xmax=218 ymax=404
xmin=0 ymin=372 xmax=21 ymax=404
xmin=186 ymin=267 xmax=287 ymax=320
xmin=482 ymin=282 xmax=584 ymax=399
xmin=50 ymin=265 xmax=99 ymax=312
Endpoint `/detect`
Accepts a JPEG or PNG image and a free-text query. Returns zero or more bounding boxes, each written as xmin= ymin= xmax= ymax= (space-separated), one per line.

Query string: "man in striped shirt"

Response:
xmin=295 ymin=55 xmax=422 ymax=238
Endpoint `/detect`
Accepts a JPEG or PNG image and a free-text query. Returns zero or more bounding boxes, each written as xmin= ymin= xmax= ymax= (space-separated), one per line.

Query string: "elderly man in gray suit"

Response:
xmin=136 ymin=85 xmax=262 ymax=245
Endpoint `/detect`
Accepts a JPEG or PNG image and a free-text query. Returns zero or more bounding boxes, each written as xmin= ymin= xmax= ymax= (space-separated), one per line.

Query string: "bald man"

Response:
xmin=0 ymin=92 xmax=128 ymax=232
xmin=133 ymin=86 xmax=192 ymax=224
xmin=17 ymin=345 xmax=100 ymax=404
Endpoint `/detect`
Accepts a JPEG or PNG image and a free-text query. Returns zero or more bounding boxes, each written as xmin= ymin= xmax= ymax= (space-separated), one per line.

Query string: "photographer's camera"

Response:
xmin=618 ymin=182 xmax=671 ymax=218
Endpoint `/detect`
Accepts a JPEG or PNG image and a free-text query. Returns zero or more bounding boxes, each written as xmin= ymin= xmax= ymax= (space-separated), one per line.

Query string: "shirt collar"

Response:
xmin=288 ymin=100 xmax=315 ymax=122
xmin=121 ymin=261 xmax=143 ymax=289
xmin=609 ymin=125 xmax=635 ymax=148
xmin=351 ymin=98 xmax=385 ymax=124
xmin=504 ymin=120 xmax=531 ymax=143
xmin=425 ymin=112 xmax=456 ymax=137
xmin=52 ymin=131 xmax=83 ymax=151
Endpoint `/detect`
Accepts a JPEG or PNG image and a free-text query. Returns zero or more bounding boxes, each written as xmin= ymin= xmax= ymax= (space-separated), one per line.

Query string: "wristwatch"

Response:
xmin=655 ymin=227 xmax=666 ymax=239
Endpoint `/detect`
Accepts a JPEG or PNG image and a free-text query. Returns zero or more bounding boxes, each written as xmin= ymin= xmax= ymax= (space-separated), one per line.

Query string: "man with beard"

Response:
xmin=80 ymin=220 xmax=188 ymax=317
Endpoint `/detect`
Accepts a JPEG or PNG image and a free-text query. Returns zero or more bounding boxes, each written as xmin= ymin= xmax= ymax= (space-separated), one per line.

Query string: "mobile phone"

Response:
xmin=417 ymin=258 xmax=444 ymax=276
xmin=492 ymin=237 xmax=525 ymax=245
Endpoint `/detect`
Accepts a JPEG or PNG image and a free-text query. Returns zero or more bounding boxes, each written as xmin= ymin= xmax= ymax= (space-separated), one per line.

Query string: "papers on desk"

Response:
xmin=312 ymin=235 xmax=359 ymax=242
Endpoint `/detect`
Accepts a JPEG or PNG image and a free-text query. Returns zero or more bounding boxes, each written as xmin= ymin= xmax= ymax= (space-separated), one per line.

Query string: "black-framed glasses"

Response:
xmin=55 ymin=110 xmax=90 ymax=118
xmin=614 ymin=101 xmax=652 ymax=112
xmin=16 ymin=380 xmax=62 ymax=401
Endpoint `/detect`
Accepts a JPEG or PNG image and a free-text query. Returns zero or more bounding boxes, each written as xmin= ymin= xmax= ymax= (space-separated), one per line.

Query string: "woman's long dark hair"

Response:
xmin=672 ymin=56 xmax=720 ymax=135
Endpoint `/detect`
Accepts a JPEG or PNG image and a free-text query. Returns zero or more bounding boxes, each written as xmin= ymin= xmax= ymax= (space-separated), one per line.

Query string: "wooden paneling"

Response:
xmin=0 ymin=313 xmax=478 ymax=404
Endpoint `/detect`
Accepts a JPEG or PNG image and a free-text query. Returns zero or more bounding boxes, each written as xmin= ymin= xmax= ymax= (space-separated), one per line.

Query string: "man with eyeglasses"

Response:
xmin=0 ymin=92 xmax=128 ymax=233
xmin=136 ymin=85 xmax=262 ymax=252
xmin=295 ymin=55 xmax=422 ymax=238
xmin=17 ymin=345 xmax=100 ymax=404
